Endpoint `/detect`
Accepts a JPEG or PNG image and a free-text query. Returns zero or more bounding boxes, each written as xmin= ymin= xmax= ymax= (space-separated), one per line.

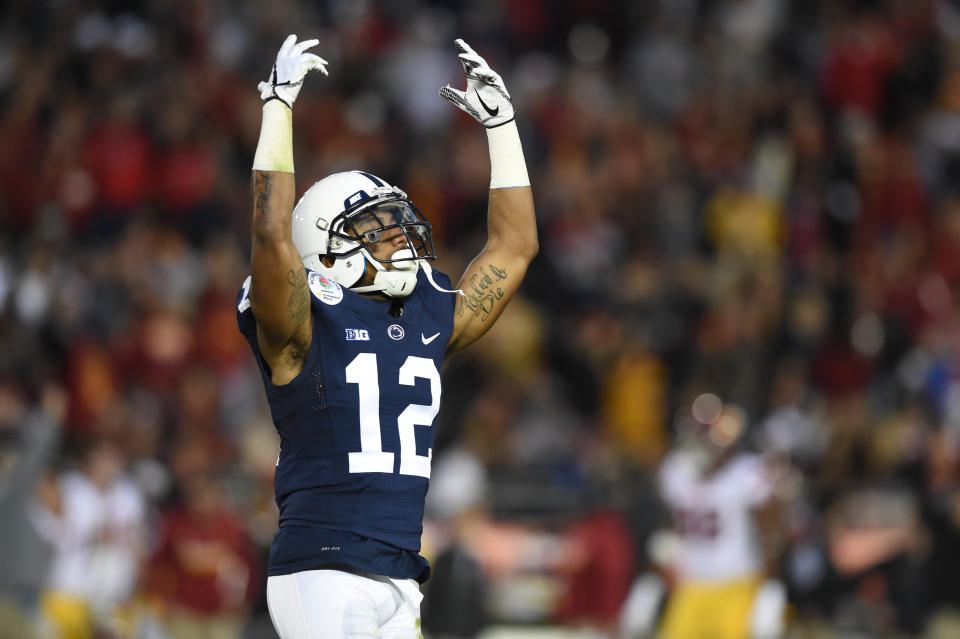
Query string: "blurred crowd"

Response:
xmin=2 ymin=0 xmax=960 ymax=637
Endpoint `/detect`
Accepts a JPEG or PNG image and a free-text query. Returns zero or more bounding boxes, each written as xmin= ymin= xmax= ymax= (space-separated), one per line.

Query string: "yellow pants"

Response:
xmin=40 ymin=591 xmax=93 ymax=639
xmin=165 ymin=616 xmax=242 ymax=639
xmin=658 ymin=577 xmax=761 ymax=639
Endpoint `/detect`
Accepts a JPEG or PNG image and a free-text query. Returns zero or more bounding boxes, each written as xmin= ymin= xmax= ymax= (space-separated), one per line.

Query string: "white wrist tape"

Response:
xmin=252 ymin=100 xmax=294 ymax=173
xmin=486 ymin=120 xmax=530 ymax=189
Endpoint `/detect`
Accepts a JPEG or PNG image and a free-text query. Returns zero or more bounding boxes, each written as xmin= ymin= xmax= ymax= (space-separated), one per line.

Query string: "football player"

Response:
xmin=237 ymin=35 xmax=537 ymax=638
xmin=623 ymin=395 xmax=786 ymax=639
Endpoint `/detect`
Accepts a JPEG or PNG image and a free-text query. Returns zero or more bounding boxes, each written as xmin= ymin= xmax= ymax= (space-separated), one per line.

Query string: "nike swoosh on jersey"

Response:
xmin=476 ymin=90 xmax=499 ymax=116
xmin=421 ymin=332 xmax=441 ymax=345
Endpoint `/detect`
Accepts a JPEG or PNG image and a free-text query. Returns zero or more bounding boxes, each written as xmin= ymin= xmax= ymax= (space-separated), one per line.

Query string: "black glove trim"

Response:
xmin=484 ymin=116 xmax=516 ymax=129
xmin=263 ymin=95 xmax=292 ymax=109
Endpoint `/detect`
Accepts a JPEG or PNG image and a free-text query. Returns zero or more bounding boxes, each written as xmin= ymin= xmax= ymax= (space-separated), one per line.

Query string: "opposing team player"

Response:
xmin=237 ymin=35 xmax=537 ymax=638
xmin=622 ymin=395 xmax=786 ymax=639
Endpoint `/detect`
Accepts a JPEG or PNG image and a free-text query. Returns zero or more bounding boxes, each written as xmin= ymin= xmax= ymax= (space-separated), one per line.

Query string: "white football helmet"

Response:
xmin=677 ymin=393 xmax=749 ymax=475
xmin=291 ymin=171 xmax=436 ymax=297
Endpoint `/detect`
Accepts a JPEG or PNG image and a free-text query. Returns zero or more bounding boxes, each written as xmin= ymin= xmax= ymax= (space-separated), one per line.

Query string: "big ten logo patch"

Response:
xmin=345 ymin=328 xmax=370 ymax=341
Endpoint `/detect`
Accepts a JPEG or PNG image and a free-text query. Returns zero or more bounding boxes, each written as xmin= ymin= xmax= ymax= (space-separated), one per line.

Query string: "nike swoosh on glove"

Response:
xmin=258 ymin=34 xmax=328 ymax=108
xmin=439 ymin=39 xmax=514 ymax=128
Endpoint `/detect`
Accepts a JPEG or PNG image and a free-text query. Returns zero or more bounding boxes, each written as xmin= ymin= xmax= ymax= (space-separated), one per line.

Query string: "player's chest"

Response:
xmin=320 ymin=310 xmax=445 ymax=405
xmin=673 ymin=472 xmax=741 ymax=509
xmin=323 ymin=296 xmax=447 ymax=358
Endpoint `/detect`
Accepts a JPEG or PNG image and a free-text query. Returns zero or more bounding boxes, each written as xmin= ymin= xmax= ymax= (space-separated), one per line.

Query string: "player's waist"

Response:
xmin=676 ymin=556 xmax=764 ymax=582
xmin=672 ymin=575 xmax=764 ymax=592
xmin=279 ymin=489 xmax=427 ymax=535
xmin=268 ymin=525 xmax=430 ymax=582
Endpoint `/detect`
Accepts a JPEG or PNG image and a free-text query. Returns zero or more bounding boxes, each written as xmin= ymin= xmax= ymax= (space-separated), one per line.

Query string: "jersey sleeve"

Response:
xmin=657 ymin=451 xmax=687 ymax=505
xmin=236 ymin=275 xmax=257 ymax=340
xmin=432 ymin=269 xmax=459 ymax=320
xmin=431 ymin=269 xmax=453 ymax=290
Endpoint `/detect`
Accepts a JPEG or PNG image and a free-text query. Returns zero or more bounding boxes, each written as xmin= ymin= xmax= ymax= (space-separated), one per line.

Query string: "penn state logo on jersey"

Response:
xmin=387 ymin=324 xmax=405 ymax=340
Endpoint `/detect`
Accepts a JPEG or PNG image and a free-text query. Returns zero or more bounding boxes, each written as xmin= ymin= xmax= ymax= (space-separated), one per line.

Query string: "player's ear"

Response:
xmin=320 ymin=255 xmax=335 ymax=267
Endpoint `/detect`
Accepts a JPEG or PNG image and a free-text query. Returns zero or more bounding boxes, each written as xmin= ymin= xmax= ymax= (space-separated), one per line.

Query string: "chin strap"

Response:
xmin=351 ymin=249 xmax=464 ymax=298
xmin=350 ymin=268 xmax=416 ymax=297
xmin=421 ymin=260 xmax=465 ymax=296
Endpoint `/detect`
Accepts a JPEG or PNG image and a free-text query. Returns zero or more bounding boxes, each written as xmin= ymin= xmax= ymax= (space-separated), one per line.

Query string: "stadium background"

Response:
xmin=2 ymin=0 xmax=960 ymax=637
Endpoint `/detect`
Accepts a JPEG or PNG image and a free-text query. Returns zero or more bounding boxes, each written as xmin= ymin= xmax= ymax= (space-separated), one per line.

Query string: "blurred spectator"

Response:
xmin=422 ymin=446 xmax=490 ymax=639
xmin=0 ymin=382 xmax=63 ymax=639
xmin=149 ymin=473 xmax=258 ymax=639
xmin=601 ymin=334 xmax=668 ymax=467
xmin=552 ymin=505 xmax=636 ymax=631
xmin=32 ymin=437 xmax=147 ymax=639
xmin=824 ymin=485 xmax=930 ymax=636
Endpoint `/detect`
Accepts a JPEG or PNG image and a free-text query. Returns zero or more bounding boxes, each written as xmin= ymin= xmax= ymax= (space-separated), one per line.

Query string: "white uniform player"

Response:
xmin=31 ymin=440 xmax=146 ymax=638
xmin=659 ymin=450 xmax=772 ymax=583
xmin=620 ymin=397 xmax=786 ymax=639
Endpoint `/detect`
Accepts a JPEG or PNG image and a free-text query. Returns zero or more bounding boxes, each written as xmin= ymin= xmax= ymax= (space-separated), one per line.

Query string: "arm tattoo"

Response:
xmin=456 ymin=263 xmax=508 ymax=321
xmin=287 ymin=269 xmax=310 ymax=327
xmin=252 ymin=171 xmax=274 ymax=217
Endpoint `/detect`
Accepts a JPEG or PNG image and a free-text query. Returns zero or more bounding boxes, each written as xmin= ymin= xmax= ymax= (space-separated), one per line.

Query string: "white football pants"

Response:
xmin=267 ymin=569 xmax=423 ymax=639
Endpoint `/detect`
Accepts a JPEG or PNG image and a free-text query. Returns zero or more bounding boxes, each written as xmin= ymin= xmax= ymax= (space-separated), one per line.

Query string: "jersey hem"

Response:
xmin=267 ymin=558 xmax=430 ymax=584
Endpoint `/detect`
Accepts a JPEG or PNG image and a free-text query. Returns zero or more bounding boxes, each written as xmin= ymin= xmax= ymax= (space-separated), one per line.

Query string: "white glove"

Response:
xmin=439 ymin=39 xmax=515 ymax=128
xmin=258 ymin=34 xmax=328 ymax=108
xmin=619 ymin=573 xmax=665 ymax=638
xmin=749 ymin=579 xmax=786 ymax=639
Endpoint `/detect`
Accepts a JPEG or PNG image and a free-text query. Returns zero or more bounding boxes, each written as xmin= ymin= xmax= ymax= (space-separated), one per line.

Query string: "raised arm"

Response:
xmin=439 ymin=40 xmax=539 ymax=354
xmin=249 ymin=35 xmax=327 ymax=384
xmin=749 ymin=466 xmax=787 ymax=639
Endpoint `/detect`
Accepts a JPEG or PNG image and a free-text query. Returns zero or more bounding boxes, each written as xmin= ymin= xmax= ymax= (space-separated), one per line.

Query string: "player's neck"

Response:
xmin=351 ymin=289 xmax=405 ymax=317
xmin=388 ymin=298 xmax=404 ymax=318
xmin=358 ymin=291 xmax=391 ymax=302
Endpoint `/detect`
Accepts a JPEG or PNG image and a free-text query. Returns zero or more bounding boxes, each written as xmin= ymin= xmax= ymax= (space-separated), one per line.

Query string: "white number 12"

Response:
xmin=345 ymin=353 xmax=440 ymax=478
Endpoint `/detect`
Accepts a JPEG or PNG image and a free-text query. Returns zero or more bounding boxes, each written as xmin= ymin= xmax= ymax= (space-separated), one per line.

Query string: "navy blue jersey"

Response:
xmin=236 ymin=268 xmax=456 ymax=582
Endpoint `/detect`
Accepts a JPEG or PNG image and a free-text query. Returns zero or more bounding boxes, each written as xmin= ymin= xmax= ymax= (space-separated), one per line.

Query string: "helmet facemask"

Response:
xmin=332 ymin=199 xmax=435 ymax=263
xmin=326 ymin=194 xmax=436 ymax=297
